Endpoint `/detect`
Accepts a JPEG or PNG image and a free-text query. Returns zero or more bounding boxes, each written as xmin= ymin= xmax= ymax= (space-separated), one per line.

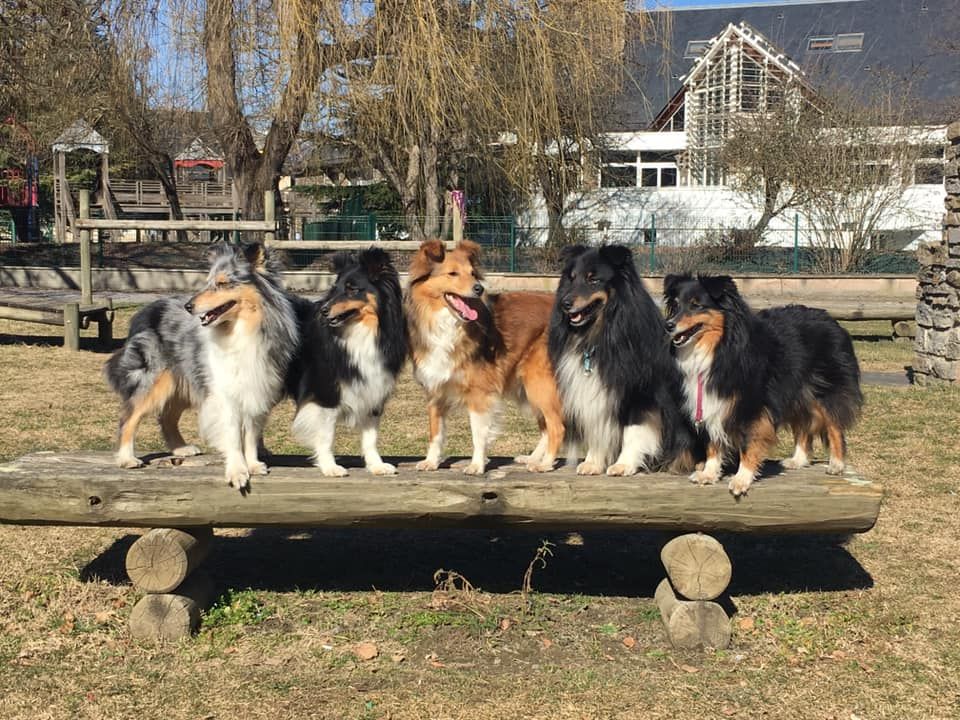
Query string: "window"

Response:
xmin=740 ymin=57 xmax=762 ymax=111
xmin=807 ymin=36 xmax=835 ymax=53
xmin=684 ymin=40 xmax=710 ymax=59
xmin=807 ymin=33 xmax=864 ymax=54
xmin=835 ymin=33 xmax=864 ymax=52
xmin=639 ymin=152 xmax=679 ymax=188
xmin=912 ymin=144 xmax=945 ymax=185
xmin=600 ymin=151 xmax=637 ymax=188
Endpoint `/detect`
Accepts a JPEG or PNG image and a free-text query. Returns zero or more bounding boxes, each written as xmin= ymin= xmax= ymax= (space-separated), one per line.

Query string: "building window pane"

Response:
xmin=601 ymin=165 xmax=636 ymax=188
xmin=914 ymin=162 xmax=944 ymax=185
xmin=641 ymin=168 xmax=659 ymax=187
xmin=661 ymin=167 xmax=678 ymax=187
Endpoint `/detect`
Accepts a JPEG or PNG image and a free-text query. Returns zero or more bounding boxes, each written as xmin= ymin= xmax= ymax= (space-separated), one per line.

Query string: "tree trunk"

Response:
xmin=204 ymin=0 xmax=321 ymax=220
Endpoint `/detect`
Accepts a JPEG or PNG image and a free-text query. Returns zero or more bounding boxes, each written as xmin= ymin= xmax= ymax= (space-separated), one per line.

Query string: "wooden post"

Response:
xmin=654 ymin=578 xmax=731 ymax=650
xmin=452 ymin=196 xmax=463 ymax=245
xmin=97 ymin=298 xmax=113 ymax=347
xmin=660 ymin=533 xmax=732 ymax=601
xmin=264 ymin=190 xmax=275 ymax=245
xmin=125 ymin=527 xmax=213 ymax=593
xmin=63 ymin=303 xmax=80 ymax=351
xmin=128 ymin=571 xmax=215 ymax=642
xmin=79 ymin=189 xmax=92 ymax=305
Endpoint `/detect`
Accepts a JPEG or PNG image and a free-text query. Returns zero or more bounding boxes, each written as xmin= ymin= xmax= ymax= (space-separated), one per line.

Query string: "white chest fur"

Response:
xmin=206 ymin=323 xmax=281 ymax=417
xmin=676 ymin=344 xmax=730 ymax=448
xmin=413 ymin=309 xmax=462 ymax=392
xmin=555 ymin=347 xmax=620 ymax=462
xmin=337 ymin=322 xmax=394 ymax=426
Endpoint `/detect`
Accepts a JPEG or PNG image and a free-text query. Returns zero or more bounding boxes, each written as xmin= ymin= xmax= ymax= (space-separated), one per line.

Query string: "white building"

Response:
xmin=521 ymin=0 xmax=955 ymax=251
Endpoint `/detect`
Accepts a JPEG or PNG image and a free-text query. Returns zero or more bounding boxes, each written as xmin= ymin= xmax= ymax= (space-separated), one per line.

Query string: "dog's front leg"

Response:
xmin=360 ymin=413 xmax=396 ymax=476
xmin=416 ymin=399 xmax=446 ymax=471
xmin=243 ymin=414 xmax=269 ymax=476
xmin=607 ymin=410 xmax=663 ymax=476
xmin=293 ymin=402 xmax=347 ymax=477
xmin=203 ymin=403 xmax=250 ymax=490
xmin=464 ymin=405 xmax=495 ymax=475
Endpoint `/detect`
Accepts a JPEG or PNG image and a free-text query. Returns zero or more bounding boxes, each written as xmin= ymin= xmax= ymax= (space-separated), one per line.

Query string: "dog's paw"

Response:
xmin=462 ymin=462 xmax=486 ymax=476
xmin=606 ymin=463 xmax=638 ymax=477
xmin=526 ymin=460 xmax=556 ymax=473
xmin=727 ymin=471 xmax=754 ymax=497
xmin=368 ymin=461 xmax=397 ymax=476
xmin=782 ymin=457 xmax=809 ymax=470
xmin=172 ymin=445 xmax=202 ymax=458
xmin=225 ymin=467 xmax=250 ymax=490
xmin=247 ymin=460 xmax=269 ymax=476
xmin=689 ymin=469 xmax=720 ymax=485
xmin=320 ymin=464 xmax=349 ymax=478
xmin=116 ymin=454 xmax=144 ymax=469
xmin=415 ymin=458 xmax=440 ymax=471
xmin=577 ymin=461 xmax=603 ymax=476
xmin=826 ymin=459 xmax=845 ymax=476
xmin=514 ymin=453 xmax=535 ymax=464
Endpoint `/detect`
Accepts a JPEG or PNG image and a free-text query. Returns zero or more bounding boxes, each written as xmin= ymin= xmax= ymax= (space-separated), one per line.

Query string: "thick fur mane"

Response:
xmin=548 ymin=246 xmax=676 ymax=422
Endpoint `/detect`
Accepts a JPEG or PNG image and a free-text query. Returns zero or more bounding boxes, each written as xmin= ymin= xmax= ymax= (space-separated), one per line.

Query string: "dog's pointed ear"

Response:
xmin=699 ymin=274 xmax=738 ymax=304
xmin=662 ymin=272 xmax=690 ymax=300
xmin=599 ymin=244 xmax=633 ymax=270
xmin=242 ymin=243 xmax=266 ymax=270
xmin=207 ymin=241 xmax=232 ymax=264
xmin=457 ymin=239 xmax=481 ymax=266
xmin=560 ymin=244 xmax=587 ymax=266
xmin=420 ymin=239 xmax=446 ymax=264
xmin=330 ymin=251 xmax=357 ymax=275
xmin=359 ymin=247 xmax=392 ymax=280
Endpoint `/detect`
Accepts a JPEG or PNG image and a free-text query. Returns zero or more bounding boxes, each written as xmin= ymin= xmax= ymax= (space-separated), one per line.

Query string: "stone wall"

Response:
xmin=914 ymin=120 xmax=960 ymax=385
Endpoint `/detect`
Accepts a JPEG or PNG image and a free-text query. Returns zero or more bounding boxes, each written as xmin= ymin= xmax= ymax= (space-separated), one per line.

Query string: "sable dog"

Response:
xmin=288 ymin=248 xmax=407 ymax=476
xmin=406 ymin=239 xmax=564 ymax=474
xmin=548 ymin=244 xmax=696 ymax=476
xmin=663 ymin=273 xmax=863 ymax=496
xmin=105 ymin=243 xmax=299 ymax=490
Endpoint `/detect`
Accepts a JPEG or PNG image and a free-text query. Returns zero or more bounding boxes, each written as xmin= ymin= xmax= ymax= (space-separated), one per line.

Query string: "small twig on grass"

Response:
xmin=521 ymin=540 xmax=555 ymax=612
xmin=431 ymin=568 xmax=488 ymax=619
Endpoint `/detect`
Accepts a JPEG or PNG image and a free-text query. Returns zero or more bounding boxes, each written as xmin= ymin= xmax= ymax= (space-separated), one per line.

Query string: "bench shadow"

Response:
xmin=81 ymin=527 xmax=873 ymax=602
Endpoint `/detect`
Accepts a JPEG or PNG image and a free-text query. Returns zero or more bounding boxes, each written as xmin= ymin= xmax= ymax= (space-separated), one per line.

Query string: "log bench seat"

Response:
xmin=0 ymin=290 xmax=113 ymax=350
xmin=0 ymin=451 xmax=883 ymax=643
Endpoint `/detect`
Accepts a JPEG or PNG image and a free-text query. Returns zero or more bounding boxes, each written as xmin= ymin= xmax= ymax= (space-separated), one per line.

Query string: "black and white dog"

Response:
xmin=288 ymin=248 xmax=407 ymax=476
xmin=548 ymin=245 xmax=697 ymax=476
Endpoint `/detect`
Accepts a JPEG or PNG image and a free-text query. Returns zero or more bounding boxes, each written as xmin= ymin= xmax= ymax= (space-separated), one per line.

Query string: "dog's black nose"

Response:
xmin=184 ymin=301 xmax=194 ymax=314
xmin=561 ymin=297 xmax=573 ymax=311
xmin=473 ymin=283 xmax=484 ymax=296
xmin=665 ymin=319 xmax=676 ymax=333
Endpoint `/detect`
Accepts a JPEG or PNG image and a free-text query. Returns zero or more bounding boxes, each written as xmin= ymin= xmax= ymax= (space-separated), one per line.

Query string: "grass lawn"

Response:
xmin=0 ymin=306 xmax=957 ymax=719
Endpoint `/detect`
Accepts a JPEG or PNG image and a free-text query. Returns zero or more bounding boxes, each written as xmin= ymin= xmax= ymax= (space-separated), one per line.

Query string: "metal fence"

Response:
xmin=0 ymin=212 xmax=930 ymax=276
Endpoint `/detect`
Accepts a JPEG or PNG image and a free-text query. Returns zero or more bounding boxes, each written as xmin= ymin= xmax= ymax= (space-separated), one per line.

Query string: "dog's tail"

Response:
xmin=104 ymin=332 xmax=163 ymax=402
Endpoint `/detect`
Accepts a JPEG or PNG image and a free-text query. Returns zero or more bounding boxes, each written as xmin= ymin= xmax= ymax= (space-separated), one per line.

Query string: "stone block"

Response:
xmin=917 ymin=241 xmax=948 ymax=266
xmin=916 ymin=302 xmax=959 ymax=330
xmin=947 ymin=270 xmax=960 ymax=289
xmin=946 ymin=160 xmax=960 ymax=179
xmin=948 ymin=120 xmax=960 ymax=142
xmin=946 ymin=177 xmax=960 ymax=195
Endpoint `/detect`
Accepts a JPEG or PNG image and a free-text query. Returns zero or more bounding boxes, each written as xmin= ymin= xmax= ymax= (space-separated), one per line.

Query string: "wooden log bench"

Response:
xmin=0 ymin=451 xmax=883 ymax=644
xmin=0 ymin=290 xmax=113 ymax=350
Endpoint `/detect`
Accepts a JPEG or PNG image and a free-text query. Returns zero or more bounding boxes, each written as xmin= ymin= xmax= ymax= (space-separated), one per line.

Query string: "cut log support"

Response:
xmin=654 ymin=578 xmax=731 ymax=650
xmin=125 ymin=527 xmax=214 ymax=593
xmin=128 ymin=571 xmax=215 ymax=642
xmin=661 ymin=533 xmax=732 ymax=601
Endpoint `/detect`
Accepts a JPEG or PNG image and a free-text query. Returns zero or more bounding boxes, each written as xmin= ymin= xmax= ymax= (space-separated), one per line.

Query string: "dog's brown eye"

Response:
xmin=448 ymin=271 xmax=459 ymax=277
xmin=690 ymin=299 xmax=701 ymax=309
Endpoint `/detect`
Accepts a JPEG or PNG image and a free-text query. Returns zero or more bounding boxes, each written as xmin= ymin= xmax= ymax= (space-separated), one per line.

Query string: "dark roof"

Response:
xmin=611 ymin=0 xmax=960 ymax=130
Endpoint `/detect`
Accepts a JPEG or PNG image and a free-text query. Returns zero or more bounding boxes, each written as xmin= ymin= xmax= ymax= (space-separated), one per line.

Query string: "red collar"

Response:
xmin=695 ymin=372 xmax=704 ymax=425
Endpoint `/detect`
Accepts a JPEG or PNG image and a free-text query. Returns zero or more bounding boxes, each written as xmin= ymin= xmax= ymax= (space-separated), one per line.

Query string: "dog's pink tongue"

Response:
xmin=450 ymin=296 xmax=478 ymax=321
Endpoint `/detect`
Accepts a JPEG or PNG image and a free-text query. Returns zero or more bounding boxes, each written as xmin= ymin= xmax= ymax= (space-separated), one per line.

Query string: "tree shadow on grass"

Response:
xmin=81 ymin=526 xmax=873 ymax=601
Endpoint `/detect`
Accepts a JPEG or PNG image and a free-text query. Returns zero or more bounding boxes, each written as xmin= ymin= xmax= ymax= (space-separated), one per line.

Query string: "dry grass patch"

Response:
xmin=0 ymin=309 xmax=958 ymax=719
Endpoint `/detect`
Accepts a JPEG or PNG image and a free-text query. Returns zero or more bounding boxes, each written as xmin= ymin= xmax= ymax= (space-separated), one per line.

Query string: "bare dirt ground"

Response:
xmin=0 ymin=309 xmax=957 ymax=719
